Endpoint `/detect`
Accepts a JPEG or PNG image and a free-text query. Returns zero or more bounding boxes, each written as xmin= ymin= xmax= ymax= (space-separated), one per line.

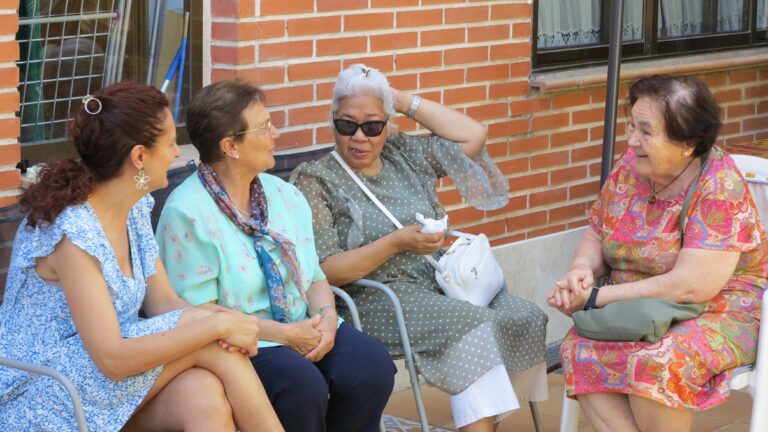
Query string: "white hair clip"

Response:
xmin=82 ymin=95 xmax=102 ymax=115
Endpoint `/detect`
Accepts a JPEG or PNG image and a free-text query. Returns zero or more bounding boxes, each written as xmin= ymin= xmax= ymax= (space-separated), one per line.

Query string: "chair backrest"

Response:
xmin=731 ymin=154 xmax=768 ymax=228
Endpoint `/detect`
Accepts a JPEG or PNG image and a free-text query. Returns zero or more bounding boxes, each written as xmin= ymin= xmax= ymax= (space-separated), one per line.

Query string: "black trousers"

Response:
xmin=250 ymin=323 xmax=396 ymax=432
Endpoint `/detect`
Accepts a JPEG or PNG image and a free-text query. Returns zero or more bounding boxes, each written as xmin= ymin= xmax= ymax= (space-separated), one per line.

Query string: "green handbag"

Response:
xmin=572 ymin=150 xmax=711 ymax=343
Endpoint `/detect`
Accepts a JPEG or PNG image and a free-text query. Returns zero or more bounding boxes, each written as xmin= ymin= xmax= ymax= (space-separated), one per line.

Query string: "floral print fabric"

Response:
xmin=0 ymin=195 xmax=183 ymax=430
xmin=561 ymin=147 xmax=766 ymax=410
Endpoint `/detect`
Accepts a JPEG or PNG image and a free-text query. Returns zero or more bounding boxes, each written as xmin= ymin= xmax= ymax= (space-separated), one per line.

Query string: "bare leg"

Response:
xmin=628 ymin=395 xmax=692 ymax=432
xmin=579 ymin=393 xmax=640 ymax=432
xmin=124 ymin=367 xmax=235 ymax=432
xmin=459 ymin=416 xmax=495 ymax=432
xmin=128 ymin=309 xmax=283 ymax=432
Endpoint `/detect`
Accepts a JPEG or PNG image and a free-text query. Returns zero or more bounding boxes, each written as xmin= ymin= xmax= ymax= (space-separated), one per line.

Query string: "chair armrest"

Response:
xmin=331 ymin=286 xmax=362 ymax=331
xmin=752 ymin=292 xmax=768 ymax=412
xmin=0 ymin=356 xmax=88 ymax=432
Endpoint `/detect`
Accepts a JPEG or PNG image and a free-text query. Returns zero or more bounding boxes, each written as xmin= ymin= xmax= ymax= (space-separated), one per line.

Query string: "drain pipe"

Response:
xmin=600 ymin=0 xmax=625 ymax=187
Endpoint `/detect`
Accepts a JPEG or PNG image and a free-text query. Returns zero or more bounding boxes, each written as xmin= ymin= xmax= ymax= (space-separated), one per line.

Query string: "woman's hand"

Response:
xmin=284 ymin=315 xmax=323 ymax=356
xmin=304 ymin=310 xmax=338 ymax=362
xmin=392 ymin=225 xmax=445 ymax=254
xmin=547 ymin=266 xmax=594 ymax=315
xmin=218 ymin=310 xmax=261 ymax=357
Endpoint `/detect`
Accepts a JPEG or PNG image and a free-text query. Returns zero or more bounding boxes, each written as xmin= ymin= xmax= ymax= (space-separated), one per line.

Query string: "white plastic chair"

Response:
xmin=559 ymin=155 xmax=768 ymax=432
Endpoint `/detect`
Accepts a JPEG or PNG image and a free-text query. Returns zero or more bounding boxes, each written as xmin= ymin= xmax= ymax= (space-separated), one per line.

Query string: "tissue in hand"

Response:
xmin=415 ymin=213 xmax=448 ymax=234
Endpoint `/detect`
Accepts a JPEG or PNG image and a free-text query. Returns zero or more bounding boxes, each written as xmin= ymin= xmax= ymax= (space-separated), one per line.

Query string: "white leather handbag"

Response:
xmin=331 ymin=151 xmax=504 ymax=307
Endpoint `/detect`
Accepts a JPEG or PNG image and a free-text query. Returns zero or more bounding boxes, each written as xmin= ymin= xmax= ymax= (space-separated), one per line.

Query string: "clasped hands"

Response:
xmin=547 ymin=266 xmax=597 ymax=316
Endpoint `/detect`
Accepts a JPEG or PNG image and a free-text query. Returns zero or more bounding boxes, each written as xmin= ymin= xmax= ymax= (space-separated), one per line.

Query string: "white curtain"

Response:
xmin=759 ymin=0 xmax=768 ymax=29
xmin=659 ymin=0 xmax=705 ymax=37
xmin=537 ymin=0 xmax=644 ymax=48
xmin=717 ymin=0 xmax=744 ymax=32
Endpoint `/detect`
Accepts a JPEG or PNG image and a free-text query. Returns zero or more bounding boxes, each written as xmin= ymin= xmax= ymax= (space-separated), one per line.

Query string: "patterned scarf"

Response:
xmin=197 ymin=163 xmax=305 ymax=323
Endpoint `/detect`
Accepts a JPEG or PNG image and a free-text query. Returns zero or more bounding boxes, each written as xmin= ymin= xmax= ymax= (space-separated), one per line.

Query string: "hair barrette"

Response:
xmin=82 ymin=95 xmax=102 ymax=115
xmin=360 ymin=66 xmax=371 ymax=78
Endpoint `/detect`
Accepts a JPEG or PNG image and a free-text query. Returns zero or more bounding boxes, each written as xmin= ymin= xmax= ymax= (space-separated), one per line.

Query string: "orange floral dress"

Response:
xmin=561 ymin=147 xmax=766 ymax=410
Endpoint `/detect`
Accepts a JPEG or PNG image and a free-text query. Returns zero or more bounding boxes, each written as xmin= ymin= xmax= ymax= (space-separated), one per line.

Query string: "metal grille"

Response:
xmin=16 ymin=0 xmax=128 ymax=145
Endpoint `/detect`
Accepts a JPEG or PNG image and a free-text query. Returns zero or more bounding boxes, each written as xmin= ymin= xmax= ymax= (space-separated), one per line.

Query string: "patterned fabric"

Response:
xmin=291 ymin=132 xmax=548 ymax=394
xmin=157 ymin=172 xmax=334 ymax=347
xmin=0 ymin=195 xmax=183 ymax=431
xmin=561 ymin=147 xmax=766 ymax=410
xmin=197 ymin=163 xmax=304 ymax=323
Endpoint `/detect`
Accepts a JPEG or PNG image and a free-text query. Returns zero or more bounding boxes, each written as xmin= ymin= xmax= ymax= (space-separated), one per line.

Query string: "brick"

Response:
xmin=571 ymin=145 xmax=602 ymax=162
xmin=466 ymin=64 xmax=509 ymax=83
xmin=397 ymin=9 xmax=443 ymax=28
xmin=211 ymin=68 xmax=237 ymax=82
xmin=212 ymin=20 xmax=285 ymax=40
xmin=532 ymin=113 xmax=569 ymax=131
xmin=0 ymin=14 xmax=17 ymax=34
xmin=396 ymin=50 xmax=443 ymax=70
xmin=370 ymin=32 xmax=418 ymax=52
xmin=467 ymin=24 xmax=510 ymax=43
xmin=444 ymin=46 xmax=488 ymax=66
xmin=371 ymin=0 xmax=418 ymax=6
xmin=729 ymin=70 xmax=758 ymax=85
xmin=447 ymin=206 xmax=485 ymax=225
xmin=236 ymin=66 xmax=285 ymax=85
xmin=344 ymin=12 xmax=395 ymax=32
xmin=387 ymin=73 xmax=418 ymax=90
xmin=745 ymin=85 xmax=768 ymax=99
xmin=342 ymin=55 xmax=395 ymax=72
xmin=506 ymin=210 xmax=548 ymax=231
xmin=264 ymin=85 xmax=313 ymax=106
xmin=490 ymin=233 xmax=526 ymax=247
xmin=721 ymin=121 xmax=741 ymax=136
xmin=0 ymin=92 xmax=20 ymax=112
xmin=422 ymin=0 xmax=464 ymax=4
xmin=0 ymin=67 xmax=18 ymax=87
xmin=572 ymin=107 xmax=605 ymax=125
xmin=530 ymin=187 xmax=567 ymax=207
xmin=715 ymin=88 xmax=743 ymax=104
xmin=758 ymin=100 xmax=768 ymax=114
xmin=490 ymin=42 xmax=530 ymax=60
xmin=550 ymin=165 xmax=588 ymax=185
xmin=497 ymin=156 xmax=529 ymax=173
xmin=510 ymin=98 xmax=549 ymax=116
xmin=528 ymin=224 xmax=569 ymax=238
xmin=260 ymin=0 xmax=313 ymax=16
xmin=490 ymin=3 xmax=532 ymax=20
xmin=487 ymin=119 xmax=528 ymax=138
xmin=0 ymin=169 xmax=19 ymax=190
xmin=288 ymin=60 xmax=340 ymax=81
xmin=551 ymin=129 xmax=589 ymax=148
xmin=701 ymin=73 xmax=727 ymax=88
xmin=287 ymin=16 xmax=341 ymax=36
xmin=569 ymin=181 xmax=600 ymax=199
xmin=590 ymin=125 xmax=604 ymax=142
xmin=421 ymin=28 xmax=465 ymax=46
xmin=318 ymin=0 xmax=368 ymax=11
xmin=289 ymin=104 xmax=331 ymax=126
xmin=0 ymin=117 xmax=19 ymax=139
xmin=553 ymin=92 xmax=590 ymax=110
xmin=0 ymin=0 xmax=20 ymax=8
xmin=259 ymin=40 xmax=312 ymax=61
xmin=438 ymin=188 xmax=463 ymax=206
xmin=211 ymin=45 xmax=255 ymax=65
xmin=0 ymin=144 xmax=19 ymax=166
xmin=489 ymin=81 xmax=528 ymax=98
xmin=212 ymin=0 xmax=256 ymax=17
xmin=487 ymin=195 xmax=527 ymax=217
xmin=270 ymin=111 xmax=287 ymax=128
xmin=550 ymin=202 xmax=591 ymax=222
xmin=725 ymin=134 xmax=757 ymax=146
xmin=467 ymin=102 xmax=508 ymax=121
xmin=510 ymin=135 xmax=548 ymax=154
xmin=420 ymin=69 xmax=465 ymax=88
xmin=445 ymin=6 xmax=488 ymax=24
xmin=444 ymin=85 xmax=486 ymax=105
xmin=0 ymin=41 xmax=18 ymax=62
xmin=485 ymin=141 xmax=508 ymax=158
xmin=509 ymin=61 xmax=531 ymax=78
xmin=275 ymin=129 xmax=313 ymax=149
xmin=743 ymin=116 xmax=768 ymax=132
xmin=462 ymin=219 xmax=507 ymax=237
xmin=316 ymin=125 xmax=335 ymax=144
xmin=317 ymin=36 xmax=367 ymax=56
xmin=512 ymin=22 xmax=532 ymax=38
xmin=726 ymin=103 xmax=756 ymax=119
xmin=531 ymin=150 xmax=569 ymax=170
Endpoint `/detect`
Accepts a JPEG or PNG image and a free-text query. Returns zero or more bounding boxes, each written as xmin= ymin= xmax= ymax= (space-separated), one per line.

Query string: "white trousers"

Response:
xmin=449 ymin=362 xmax=549 ymax=428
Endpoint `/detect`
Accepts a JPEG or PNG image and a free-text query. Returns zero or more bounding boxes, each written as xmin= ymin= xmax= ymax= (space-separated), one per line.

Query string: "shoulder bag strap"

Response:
xmin=679 ymin=149 xmax=712 ymax=246
xmin=330 ymin=151 xmax=445 ymax=271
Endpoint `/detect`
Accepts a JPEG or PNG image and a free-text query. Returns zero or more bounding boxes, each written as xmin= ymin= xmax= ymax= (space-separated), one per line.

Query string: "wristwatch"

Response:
xmin=583 ymin=286 xmax=600 ymax=310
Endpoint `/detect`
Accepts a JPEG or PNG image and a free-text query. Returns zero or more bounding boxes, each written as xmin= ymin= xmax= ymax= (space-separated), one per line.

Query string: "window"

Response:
xmin=534 ymin=0 xmax=768 ymax=70
xmin=15 ymin=0 xmax=202 ymax=163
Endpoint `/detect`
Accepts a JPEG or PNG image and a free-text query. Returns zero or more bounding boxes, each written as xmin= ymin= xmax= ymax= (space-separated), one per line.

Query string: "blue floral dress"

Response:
xmin=0 ymin=195 xmax=184 ymax=431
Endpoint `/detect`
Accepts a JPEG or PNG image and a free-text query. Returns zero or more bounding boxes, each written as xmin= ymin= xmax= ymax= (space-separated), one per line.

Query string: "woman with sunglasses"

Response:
xmin=156 ymin=80 xmax=395 ymax=432
xmin=292 ymin=64 xmax=548 ymax=432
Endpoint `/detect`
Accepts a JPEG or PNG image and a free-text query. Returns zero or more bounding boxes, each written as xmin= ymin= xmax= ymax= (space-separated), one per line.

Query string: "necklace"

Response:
xmin=649 ymin=157 xmax=696 ymax=204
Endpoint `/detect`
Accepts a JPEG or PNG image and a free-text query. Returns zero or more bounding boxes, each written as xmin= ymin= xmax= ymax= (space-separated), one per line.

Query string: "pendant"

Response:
xmin=649 ymin=195 xmax=657 ymax=204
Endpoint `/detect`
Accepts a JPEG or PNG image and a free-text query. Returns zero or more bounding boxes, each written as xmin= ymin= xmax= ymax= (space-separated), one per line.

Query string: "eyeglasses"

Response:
xmin=233 ymin=119 xmax=273 ymax=137
xmin=333 ymin=119 xmax=388 ymax=137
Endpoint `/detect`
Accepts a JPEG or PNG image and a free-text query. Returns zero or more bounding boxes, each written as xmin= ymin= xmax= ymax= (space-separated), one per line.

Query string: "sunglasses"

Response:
xmin=333 ymin=119 xmax=388 ymax=137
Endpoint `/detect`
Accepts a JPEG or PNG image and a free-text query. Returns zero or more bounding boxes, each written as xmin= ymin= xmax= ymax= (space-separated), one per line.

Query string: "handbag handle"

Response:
xmin=330 ymin=150 xmax=451 ymax=272
xmin=679 ymin=149 xmax=711 ymax=246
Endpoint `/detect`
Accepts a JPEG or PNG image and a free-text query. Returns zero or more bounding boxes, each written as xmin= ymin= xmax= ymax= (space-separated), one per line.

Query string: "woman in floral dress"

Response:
xmin=548 ymin=75 xmax=765 ymax=432
xmin=0 ymin=82 xmax=282 ymax=431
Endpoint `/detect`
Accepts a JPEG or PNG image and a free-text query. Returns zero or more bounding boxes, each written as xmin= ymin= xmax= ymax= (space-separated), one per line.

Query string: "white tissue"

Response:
xmin=415 ymin=213 xmax=448 ymax=234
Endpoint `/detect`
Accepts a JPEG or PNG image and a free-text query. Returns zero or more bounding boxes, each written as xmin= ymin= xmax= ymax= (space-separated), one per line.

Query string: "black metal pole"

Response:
xmin=600 ymin=0 xmax=624 ymax=187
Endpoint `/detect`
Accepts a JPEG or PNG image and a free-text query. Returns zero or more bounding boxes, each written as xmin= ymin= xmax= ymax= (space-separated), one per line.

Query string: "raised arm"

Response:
xmin=52 ymin=237 xmax=259 ymax=381
xmin=393 ymin=89 xmax=486 ymax=158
